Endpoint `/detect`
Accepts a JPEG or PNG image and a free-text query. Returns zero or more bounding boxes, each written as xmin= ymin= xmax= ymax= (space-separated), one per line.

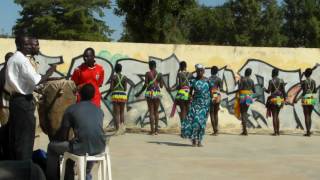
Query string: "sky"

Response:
xmin=0 ymin=0 xmax=227 ymax=41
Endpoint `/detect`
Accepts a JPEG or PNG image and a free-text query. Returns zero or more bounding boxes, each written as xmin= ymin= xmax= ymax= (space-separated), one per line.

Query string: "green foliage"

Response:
xmin=282 ymin=0 xmax=320 ymax=47
xmin=115 ymin=0 xmax=197 ymax=43
xmin=13 ymin=0 xmax=320 ymax=47
xmin=256 ymin=0 xmax=287 ymax=46
xmin=13 ymin=0 xmax=113 ymax=41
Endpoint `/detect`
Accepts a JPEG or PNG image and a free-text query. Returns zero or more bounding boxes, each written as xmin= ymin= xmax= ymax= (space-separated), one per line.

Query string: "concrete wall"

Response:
xmin=1 ymin=38 xmax=320 ymax=131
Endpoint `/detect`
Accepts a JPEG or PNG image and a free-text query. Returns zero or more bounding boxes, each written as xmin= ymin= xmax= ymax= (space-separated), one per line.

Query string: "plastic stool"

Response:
xmin=60 ymin=139 xmax=112 ymax=180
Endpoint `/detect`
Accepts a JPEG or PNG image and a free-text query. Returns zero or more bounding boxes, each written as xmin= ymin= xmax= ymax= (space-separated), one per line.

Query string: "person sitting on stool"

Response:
xmin=46 ymin=83 xmax=106 ymax=180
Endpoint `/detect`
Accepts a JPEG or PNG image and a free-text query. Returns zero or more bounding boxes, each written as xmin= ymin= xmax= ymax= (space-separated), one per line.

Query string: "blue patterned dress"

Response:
xmin=181 ymin=78 xmax=212 ymax=141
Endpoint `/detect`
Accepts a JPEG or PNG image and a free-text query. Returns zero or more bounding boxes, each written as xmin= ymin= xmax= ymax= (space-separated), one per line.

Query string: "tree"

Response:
xmin=13 ymin=0 xmax=113 ymax=41
xmin=283 ymin=0 xmax=320 ymax=47
xmin=115 ymin=0 xmax=197 ymax=43
xmin=228 ymin=0 xmax=263 ymax=46
xmin=256 ymin=0 xmax=286 ymax=46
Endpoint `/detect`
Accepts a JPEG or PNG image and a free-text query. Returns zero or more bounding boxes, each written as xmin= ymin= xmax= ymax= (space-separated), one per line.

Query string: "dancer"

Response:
xmin=169 ymin=61 xmax=191 ymax=120
xmin=107 ymin=63 xmax=128 ymax=135
xmin=265 ymin=68 xmax=286 ymax=136
xmin=300 ymin=68 xmax=317 ymax=136
xmin=234 ymin=68 xmax=255 ymax=136
xmin=209 ymin=66 xmax=223 ymax=136
xmin=181 ymin=64 xmax=211 ymax=147
xmin=71 ymin=48 xmax=104 ymax=107
xmin=135 ymin=61 xmax=164 ymax=135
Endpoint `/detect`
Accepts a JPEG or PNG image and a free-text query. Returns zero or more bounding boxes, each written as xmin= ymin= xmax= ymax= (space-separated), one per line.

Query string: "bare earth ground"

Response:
xmin=35 ymin=130 xmax=320 ymax=180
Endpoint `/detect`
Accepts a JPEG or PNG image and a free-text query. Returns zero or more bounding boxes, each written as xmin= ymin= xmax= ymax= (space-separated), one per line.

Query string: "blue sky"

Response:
xmin=0 ymin=0 xmax=226 ymax=41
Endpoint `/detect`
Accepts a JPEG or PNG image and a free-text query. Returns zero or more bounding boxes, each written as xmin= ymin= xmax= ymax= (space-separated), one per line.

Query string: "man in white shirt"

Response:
xmin=5 ymin=35 xmax=56 ymax=160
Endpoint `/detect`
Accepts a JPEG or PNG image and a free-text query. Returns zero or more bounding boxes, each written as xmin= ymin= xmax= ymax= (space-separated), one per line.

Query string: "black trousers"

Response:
xmin=0 ymin=123 xmax=10 ymax=160
xmin=8 ymin=94 xmax=36 ymax=160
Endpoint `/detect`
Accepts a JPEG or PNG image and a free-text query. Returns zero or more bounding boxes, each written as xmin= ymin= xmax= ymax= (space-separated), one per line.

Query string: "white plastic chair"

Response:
xmin=60 ymin=137 xmax=112 ymax=180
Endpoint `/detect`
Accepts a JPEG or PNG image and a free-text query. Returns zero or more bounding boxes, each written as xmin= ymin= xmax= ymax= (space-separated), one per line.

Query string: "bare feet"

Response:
xmin=192 ymin=140 xmax=196 ymax=147
xmin=211 ymin=132 xmax=218 ymax=136
xmin=197 ymin=141 xmax=203 ymax=147
xmin=240 ymin=131 xmax=248 ymax=136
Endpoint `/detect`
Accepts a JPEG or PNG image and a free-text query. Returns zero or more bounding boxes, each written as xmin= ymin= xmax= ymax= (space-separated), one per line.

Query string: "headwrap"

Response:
xmin=195 ymin=64 xmax=204 ymax=70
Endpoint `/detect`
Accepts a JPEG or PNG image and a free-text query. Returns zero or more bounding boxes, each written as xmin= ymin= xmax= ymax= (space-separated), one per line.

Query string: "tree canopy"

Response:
xmin=13 ymin=0 xmax=113 ymax=41
xmin=11 ymin=0 xmax=320 ymax=47
xmin=115 ymin=0 xmax=320 ymax=47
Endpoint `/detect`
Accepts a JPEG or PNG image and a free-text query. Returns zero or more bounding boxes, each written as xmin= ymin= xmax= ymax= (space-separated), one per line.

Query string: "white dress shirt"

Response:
xmin=5 ymin=51 xmax=41 ymax=95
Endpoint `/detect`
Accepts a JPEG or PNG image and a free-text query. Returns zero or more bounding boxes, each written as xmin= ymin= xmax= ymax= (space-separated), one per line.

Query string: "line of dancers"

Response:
xmin=107 ymin=60 xmax=317 ymax=146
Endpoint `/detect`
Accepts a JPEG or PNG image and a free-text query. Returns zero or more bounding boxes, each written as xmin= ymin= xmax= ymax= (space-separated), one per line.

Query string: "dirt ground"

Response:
xmin=35 ymin=130 xmax=320 ymax=180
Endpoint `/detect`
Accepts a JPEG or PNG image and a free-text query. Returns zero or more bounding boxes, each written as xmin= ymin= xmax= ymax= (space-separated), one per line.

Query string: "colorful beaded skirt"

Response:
xmin=239 ymin=90 xmax=254 ymax=105
xmin=111 ymin=91 xmax=128 ymax=103
xmin=211 ymin=88 xmax=221 ymax=104
xmin=175 ymin=86 xmax=190 ymax=101
xmin=302 ymin=94 xmax=317 ymax=106
xmin=270 ymin=96 xmax=285 ymax=106
xmin=145 ymin=87 xmax=162 ymax=99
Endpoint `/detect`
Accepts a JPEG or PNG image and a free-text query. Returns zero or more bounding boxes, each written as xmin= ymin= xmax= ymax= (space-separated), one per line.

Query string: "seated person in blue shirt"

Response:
xmin=46 ymin=83 xmax=106 ymax=180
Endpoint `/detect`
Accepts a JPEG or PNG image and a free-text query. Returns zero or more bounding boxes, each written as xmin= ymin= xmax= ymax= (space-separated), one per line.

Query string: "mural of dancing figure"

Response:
xmin=135 ymin=60 xmax=164 ymax=135
xmin=265 ymin=68 xmax=287 ymax=136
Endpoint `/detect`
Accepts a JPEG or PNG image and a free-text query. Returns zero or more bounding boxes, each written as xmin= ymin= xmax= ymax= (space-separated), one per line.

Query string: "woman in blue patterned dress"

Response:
xmin=181 ymin=64 xmax=212 ymax=147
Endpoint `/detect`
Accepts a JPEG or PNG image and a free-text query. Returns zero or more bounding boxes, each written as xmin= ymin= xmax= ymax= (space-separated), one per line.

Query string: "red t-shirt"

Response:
xmin=71 ymin=63 xmax=104 ymax=107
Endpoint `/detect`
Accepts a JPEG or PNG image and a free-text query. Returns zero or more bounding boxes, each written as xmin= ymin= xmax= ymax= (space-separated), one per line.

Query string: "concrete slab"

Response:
xmin=35 ymin=132 xmax=320 ymax=180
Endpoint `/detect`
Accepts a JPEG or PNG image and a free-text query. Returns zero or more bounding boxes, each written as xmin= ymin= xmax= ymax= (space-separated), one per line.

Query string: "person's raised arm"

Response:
xmin=105 ymin=75 xmax=114 ymax=98
xmin=169 ymin=72 xmax=179 ymax=91
xmin=159 ymin=73 xmax=164 ymax=89
xmin=135 ymin=72 xmax=148 ymax=97
xmin=265 ymin=80 xmax=271 ymax=94
xmin=124 ymin=76 xmax=127 ymax=91
xmin=98 ymin=68 xmax=105 ymax=87
xmin=281 ymin=80 xmax=287 ymax=98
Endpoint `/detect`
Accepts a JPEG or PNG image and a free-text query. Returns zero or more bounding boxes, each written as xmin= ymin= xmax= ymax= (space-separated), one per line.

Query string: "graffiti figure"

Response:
xmin=234 ymin=68 xmax=255 ymax=136
xmin=265 ymin=68 xmax=287 ymax=136
xmin=106 ymin=63 xmax=128 ymax=135
xmin=135 ymin=60 xmax=164 ymax=135
xmin=209 ymin=66 xmax=223 ymax=136
xmin=169 ymin=61 xmax=191 ymax=121
xmin=71 ymin=48 xmax=104 ymax=107
xmin=300 ymin=68 xmax=317 ymax=136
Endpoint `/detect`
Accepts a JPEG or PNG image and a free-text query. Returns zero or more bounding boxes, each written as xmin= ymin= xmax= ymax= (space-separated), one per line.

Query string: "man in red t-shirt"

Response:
xmin=71 ymin=48 xmax=104 ymax=107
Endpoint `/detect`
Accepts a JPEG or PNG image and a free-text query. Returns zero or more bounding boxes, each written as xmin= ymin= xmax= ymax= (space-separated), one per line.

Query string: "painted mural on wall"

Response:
xmin=1 ymin=51 xmax=319 ymax=131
